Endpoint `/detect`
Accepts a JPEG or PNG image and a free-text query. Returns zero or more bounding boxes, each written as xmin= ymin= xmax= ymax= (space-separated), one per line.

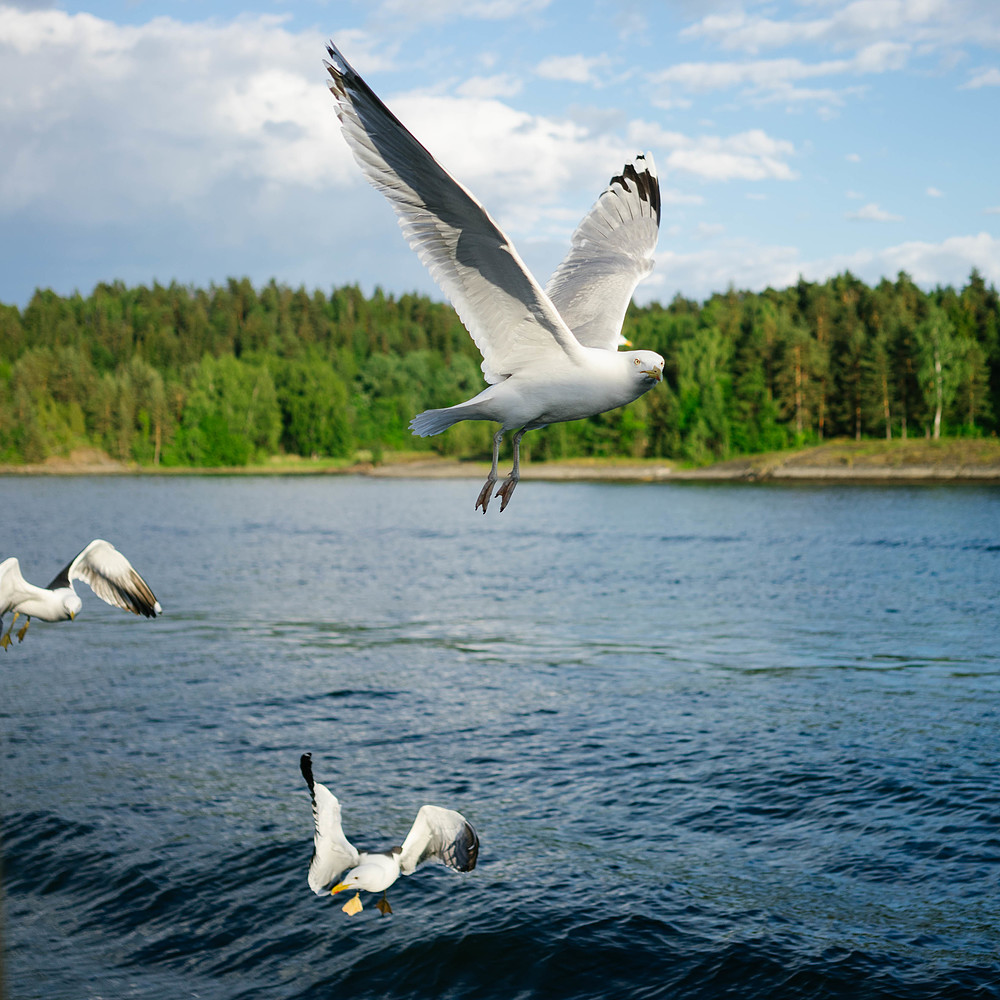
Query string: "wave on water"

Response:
xmin=5 ymin=806 xmax=998 ymax=1000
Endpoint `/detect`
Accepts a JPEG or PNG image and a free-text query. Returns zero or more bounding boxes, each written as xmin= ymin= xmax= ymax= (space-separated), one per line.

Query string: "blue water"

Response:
xmin=2 ymin=475 xmax=999 ymax=999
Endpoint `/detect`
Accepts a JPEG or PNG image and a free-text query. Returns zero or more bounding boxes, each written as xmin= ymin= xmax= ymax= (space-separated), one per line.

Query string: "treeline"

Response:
xmin=1 ymin=271 xmax=997 ymax=467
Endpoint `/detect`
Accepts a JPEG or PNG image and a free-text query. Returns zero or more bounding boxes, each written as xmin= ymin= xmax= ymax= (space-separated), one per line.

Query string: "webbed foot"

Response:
xmin=0 ymin=631 xmax=11 ymax=651
xmin=341 ymin=892 xmax=363 ymax=916
xmin=475 ymin=475 xmax=497 ymax=514
xmin=495 ymin=473 xmax=519 ymax=511
xmin=376 ymin=892 xmax=392 ymax=916
xmin=16 ymin=618 xmax=30 ymax=642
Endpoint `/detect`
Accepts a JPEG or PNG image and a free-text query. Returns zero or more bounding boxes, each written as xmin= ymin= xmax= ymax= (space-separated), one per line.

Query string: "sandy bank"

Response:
xmin=3 ymin=443 xmax=999 ymax=482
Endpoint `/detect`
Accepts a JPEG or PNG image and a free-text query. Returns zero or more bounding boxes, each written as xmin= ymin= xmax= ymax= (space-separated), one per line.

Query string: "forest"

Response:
xmin=1 ymin=269 xmax=997 ymax=468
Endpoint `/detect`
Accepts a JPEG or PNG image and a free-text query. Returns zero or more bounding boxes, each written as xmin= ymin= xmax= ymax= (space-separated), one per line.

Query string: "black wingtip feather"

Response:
xmin=462 ymin=822 xmax=480 ymax=871
xmin=447 ymin=821 xmax=480 ymax=872
xmin=300 ymin=752 xmax=315 ymax=792
xmin=609 ymin=156 xmax=660 ymax=227
xmin=45 ymin=558 xmax=75 ymax=592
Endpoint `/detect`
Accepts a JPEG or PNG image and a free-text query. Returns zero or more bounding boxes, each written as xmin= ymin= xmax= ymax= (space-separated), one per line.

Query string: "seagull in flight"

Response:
xmin=323 ymin=42 xmax=665 ymax=512
xmin=300 ymin=753 xmax=479 ymax=916
xmin=1 ymin=539 xmax=161 ymax=649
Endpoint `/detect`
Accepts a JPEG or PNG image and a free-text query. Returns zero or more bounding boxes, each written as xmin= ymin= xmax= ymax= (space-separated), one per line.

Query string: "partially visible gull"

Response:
xmin=0 ymin=539 xmax=161 ymax=649
xmin=323 ymin=42 xmax=665 ymax=513
xmin=300 ymin=753 xmax=479 ymax=916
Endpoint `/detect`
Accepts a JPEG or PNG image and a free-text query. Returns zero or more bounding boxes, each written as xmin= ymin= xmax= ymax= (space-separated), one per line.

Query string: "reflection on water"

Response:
xmin=2 ymin=476 xmax=999 ymax=999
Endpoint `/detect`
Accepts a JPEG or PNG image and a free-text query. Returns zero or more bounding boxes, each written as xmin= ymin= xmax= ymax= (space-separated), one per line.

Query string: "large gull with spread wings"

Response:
xmin=1 ymin=539 xmax=161 ymax=649
xmin=300 ymin=753 xmax=479 ymax=916
xmin=324 ymin=42 xmax=665 ymax=512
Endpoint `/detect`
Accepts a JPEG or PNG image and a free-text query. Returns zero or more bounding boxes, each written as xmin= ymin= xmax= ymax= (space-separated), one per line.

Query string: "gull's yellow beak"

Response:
xmin=330 ymin=882 xmax=348 ymax=895
xmin=69 ymin=611 xmax=76 ymax=620
xmin=642 ymin=368 xmax=663 ymax=382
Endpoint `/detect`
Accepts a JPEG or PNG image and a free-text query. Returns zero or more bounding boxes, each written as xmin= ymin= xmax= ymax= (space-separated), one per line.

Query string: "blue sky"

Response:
xmin=1 ymin=0 xmax=998 ymax=309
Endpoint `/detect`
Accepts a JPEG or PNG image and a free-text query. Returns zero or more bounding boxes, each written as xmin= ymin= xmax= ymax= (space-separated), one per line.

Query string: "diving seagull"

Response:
xmin=300 ymin=752 xmax=479 ymax=916
xmin=323 ymin=42 xmax=665 ymax=512
xmin=0 ymin=539 xmax=161 ymax=649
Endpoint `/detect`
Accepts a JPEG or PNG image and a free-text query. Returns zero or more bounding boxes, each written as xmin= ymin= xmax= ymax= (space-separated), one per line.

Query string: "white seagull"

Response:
xmin=323 ymin=42 xmax=665 ymax=512
xmin=300 ymin=752 xmax=479 ymax=916
xmin=0 ymin=539 xmax=162 ymax=649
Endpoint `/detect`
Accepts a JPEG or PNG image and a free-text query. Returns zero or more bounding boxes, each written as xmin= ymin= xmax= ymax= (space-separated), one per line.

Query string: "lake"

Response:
xmin=2 ymin=475 xmax=998 ymax=999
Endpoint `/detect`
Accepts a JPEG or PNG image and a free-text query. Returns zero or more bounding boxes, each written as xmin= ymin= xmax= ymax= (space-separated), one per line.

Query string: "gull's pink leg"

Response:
xmin=476 ymin=428 xmax=504 ymax=513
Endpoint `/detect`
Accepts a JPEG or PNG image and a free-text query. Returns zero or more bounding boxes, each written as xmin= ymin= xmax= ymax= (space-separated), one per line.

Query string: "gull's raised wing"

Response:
xmin=545 ymin=153 xmax=660 ymax=352
xmin=48 ymin=539 xmax=161 ymax=617
xmin=0 ymin=557 xmax=26 ymax=618
xmin=324 ymin=42 xmax=585 ymax=384
xmin=399 ymin=805 xmax=479 ymax=876
xmin=300 ymin=753 xmax=360 ymax=894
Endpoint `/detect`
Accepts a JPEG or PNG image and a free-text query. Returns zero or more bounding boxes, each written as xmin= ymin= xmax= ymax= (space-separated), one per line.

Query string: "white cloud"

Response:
xmin=926 ymin=186 xmax=944 ymax=197
xmin=961 ymin=66 xmax=1000 ymax=88
xmin=641 ymin=231 xmax=1000 ymax=305
xmin=680 ymin=1 xmax=1000 ymax=55
xmin=379 ymin=95 xmax=654 ymax=236
xmin=535 ymin=53 xmax=612 ymax=84
xmin=630 ymin=124 xmax=798 ymax=181
xmin=645 ymin=241 xmax=805 ymax=302
xmin=827 ymin=232 xmax=1000 ymax=289
xmin=846 ymin=189 xmax=865 ymax=199
xmin=852 ymin=40 xmax=910 ymax=72
xmin=680 ymin=11 xmax=830 ymax=54
xmin=0 ymin=7 xmax=633 ymax=242
xmin=652 ymin=56 xmax=847 ymax=94
xmin=0 ymin=5 xmax=656 ymax=305
xmin=648 ymin=42 xmax=909 ymax=111
xmin=652 ymin=94 xmax=694 ymax=111
xmin=0 ymin=8 xmax=351 ymax=224
xmin=661 ymin=189 xmax=706 ymax=206
xmin=847 ymin=202 xmax=904 ymax=222
xmin=373 ymin=0 xmax=552 ymax=22
xmin=2 ymin=3 xmax=996 ymax=311
xmin=456 ymin=73 xmax=523 ymax=99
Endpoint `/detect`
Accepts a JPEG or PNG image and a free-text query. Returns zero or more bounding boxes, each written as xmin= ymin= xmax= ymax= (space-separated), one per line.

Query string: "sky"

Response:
xmin=1 ymin=0 xmax=999 ymax=311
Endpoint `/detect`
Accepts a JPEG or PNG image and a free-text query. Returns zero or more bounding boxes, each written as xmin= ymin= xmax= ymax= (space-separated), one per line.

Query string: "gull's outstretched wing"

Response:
xmin=0 ymin=557 xmax=25 ymax=618
xmin=300 ymin=753 xmax=360 ymax=894
xmin=545 ymin=154 xmax=660 ymax=352
xmin=399 ymin=805 xmax=479 ymax=876
xmin=324 ymin=42 xmax=585 ymax=384
xmin=48 ymin=539 xmax=161 ymax=617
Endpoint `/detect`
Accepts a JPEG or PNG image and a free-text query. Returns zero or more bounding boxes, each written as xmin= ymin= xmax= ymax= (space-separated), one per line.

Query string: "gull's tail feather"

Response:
xmin=410 ymin=407 xmax=462 ymax=438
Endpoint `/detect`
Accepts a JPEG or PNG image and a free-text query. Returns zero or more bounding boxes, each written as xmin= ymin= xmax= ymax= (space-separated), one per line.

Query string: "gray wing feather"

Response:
xmin=300 ymin=753 xmax=360 ymax=894
xmin=399 ymin=805 xmax=479 ymax=876
xmin=324 ymin=42 xmax=584 ymax=384
xmin=545 ymin=153 xmax=660 ymax=352
xmin=61 ymin=539 xmax=161 ymax=617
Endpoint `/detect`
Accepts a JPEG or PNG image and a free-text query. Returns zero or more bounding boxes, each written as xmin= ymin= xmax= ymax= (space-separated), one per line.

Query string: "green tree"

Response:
xmin=169 ymin=354 xmax=281 ymax=466
xmin=915 ymin=302 xmax=961 ymax=439
xmin=273 ymin=356 xmax=354 ymax=457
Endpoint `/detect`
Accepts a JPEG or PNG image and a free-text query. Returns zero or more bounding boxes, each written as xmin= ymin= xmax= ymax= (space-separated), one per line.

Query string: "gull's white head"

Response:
xmin=626 ymin=350 xmax=665 ymax=385
xmin=330 ymin=870 xmax=364 ymax=894
xmin=330 ymin=856 xmax=398 ymax=895
xmin=60 ymin=591 xmax=83 ymax=621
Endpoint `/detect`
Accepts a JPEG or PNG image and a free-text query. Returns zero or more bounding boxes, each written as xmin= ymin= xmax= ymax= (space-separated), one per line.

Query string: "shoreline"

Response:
xmin=3 ymin=442 xmax=1000 ymax=483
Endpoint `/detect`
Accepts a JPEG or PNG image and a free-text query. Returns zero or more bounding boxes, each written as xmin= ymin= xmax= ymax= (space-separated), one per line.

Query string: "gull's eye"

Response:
xmin=633 ymin=357 xmax=640 ymax=365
